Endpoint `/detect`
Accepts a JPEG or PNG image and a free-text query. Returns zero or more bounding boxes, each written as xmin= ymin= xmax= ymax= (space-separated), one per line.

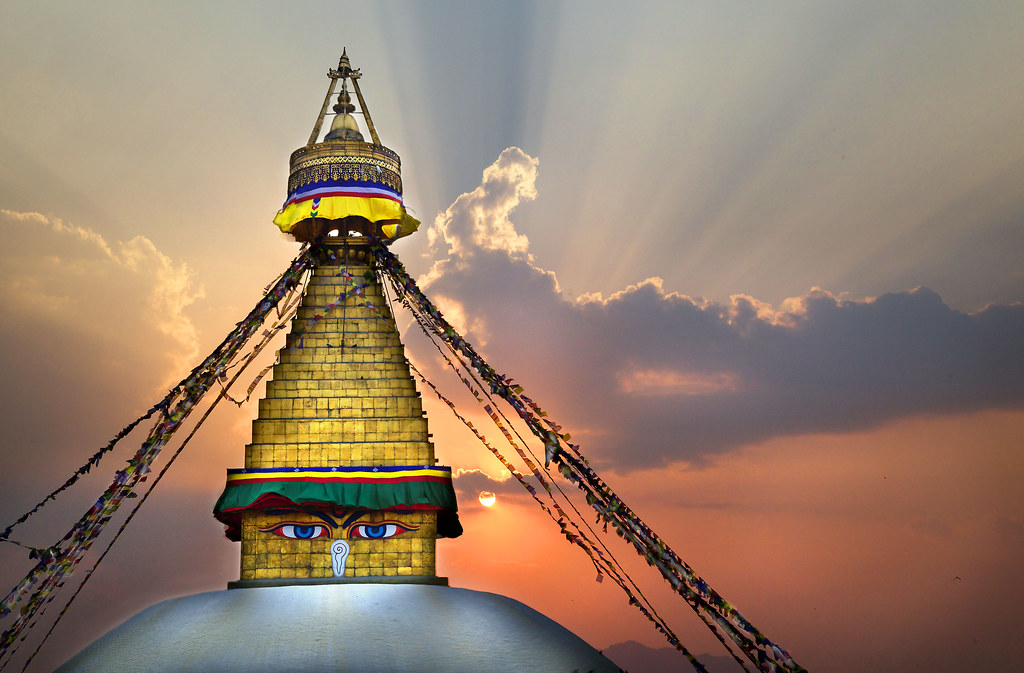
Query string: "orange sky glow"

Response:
xmin=2 ymin=3 xmax=1023 ymax=673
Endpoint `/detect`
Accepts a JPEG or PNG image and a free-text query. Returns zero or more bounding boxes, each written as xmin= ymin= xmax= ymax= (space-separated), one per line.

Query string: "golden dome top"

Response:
xmin=324 ymin=111 xmax=364 ymax=142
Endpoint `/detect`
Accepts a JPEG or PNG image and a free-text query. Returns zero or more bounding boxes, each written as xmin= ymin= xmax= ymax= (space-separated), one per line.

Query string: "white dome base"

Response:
xmin=56 ymin=583 xmax=623 ymax=673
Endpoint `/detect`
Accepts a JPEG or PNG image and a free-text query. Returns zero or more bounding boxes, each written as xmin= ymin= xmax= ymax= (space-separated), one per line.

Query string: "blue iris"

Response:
xmin=348 ymin=523 xmax=407 ymax=539
xmin=293 ymin=525 xmax=317 ymax=539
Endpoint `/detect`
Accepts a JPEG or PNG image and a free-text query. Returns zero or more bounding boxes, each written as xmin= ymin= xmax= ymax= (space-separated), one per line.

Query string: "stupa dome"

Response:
xmin=55 ymin=583 xmax=624 ymax=673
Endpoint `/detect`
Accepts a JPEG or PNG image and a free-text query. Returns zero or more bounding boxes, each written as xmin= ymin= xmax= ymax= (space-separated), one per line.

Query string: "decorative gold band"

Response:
xmin=287 ymin=159 xmax=402 ymax=194
xmin=287 ymin=141 xmax=402 ymax=194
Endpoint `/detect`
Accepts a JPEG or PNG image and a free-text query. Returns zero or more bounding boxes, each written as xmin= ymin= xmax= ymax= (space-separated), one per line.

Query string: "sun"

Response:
xmin=478 ymin=491 xmax=496 ymax=507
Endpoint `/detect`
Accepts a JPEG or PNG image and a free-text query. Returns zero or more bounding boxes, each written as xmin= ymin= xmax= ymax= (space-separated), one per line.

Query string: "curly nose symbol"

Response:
xmin=331 ymin=539 xmax=350 ymax=577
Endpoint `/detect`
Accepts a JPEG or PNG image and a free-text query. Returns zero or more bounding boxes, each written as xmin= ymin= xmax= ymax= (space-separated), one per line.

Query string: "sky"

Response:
xmin=1 ymin=1 xmax=1023 ymax=671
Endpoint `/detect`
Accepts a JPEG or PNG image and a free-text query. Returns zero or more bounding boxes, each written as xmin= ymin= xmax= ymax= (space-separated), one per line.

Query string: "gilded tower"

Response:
xmin=213 ymin=50 xmax=460 ymax=584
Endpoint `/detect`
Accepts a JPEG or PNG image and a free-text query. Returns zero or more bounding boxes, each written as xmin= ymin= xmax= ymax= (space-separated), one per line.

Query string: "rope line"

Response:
xmin=0 ymin=407 xmax=162 ymax=545
xmin=0 ymin=240 xmax=803 ymax=673
xmin=371 ymin=239 xmax=805 ymax=673
xmin=16 ymin=285 xmax=307 ymax=671
xmin=373 ymin=264 xmax=710 ymax=670
xmin=0 ymin=245 xmax=317 ymax=668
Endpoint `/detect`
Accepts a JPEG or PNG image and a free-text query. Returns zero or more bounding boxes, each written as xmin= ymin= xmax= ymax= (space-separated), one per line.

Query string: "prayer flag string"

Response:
xmin=15 ymin=289 xmax=305 ymax=672
xmin=407 ymin=356 xmax=712 ymax=671
xmin=373 ymin=267 xmax=709 ymax=672
xmin=371 ymin=240 xmax=805 ymax=673
xmin=388 ymin=270 xmax=752 ymax=673
xmin=1 ymin=238 xmax=802 ymax=672
xmin=0 ymin=245 xmax=317 ymax=667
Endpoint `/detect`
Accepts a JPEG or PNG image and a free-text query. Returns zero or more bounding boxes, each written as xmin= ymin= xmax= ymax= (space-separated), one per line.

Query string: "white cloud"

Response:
xmin=0 ymin=209 xmax=204 ymax=382
xmin=1 ymin=209 xmax=114 ymax=257
xmin=115 ymin=234 xmax=204 ymax=373
xmin=406 ymin=150 xmax=1024 ymax=469
xmin=427 ymin=147 xmax=536 ymax=263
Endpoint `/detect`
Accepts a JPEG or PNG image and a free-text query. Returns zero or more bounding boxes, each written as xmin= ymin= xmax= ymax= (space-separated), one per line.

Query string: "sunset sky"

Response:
xmin=2 ymin=2 xmax=1023 ymax=672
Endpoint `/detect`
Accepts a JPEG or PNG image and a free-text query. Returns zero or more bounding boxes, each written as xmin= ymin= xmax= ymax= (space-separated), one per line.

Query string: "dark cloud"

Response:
xmin=416 ymin=149 xmax=1024 ymax=470
xmin=453 ymin=468 xmax=524 ymax=502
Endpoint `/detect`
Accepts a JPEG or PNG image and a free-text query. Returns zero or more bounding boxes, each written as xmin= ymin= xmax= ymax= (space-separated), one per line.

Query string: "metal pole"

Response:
xmin=307 ymin=76 xmax=338 ymax=146
xmin=350 ymin=76 xmax=381 ymax=146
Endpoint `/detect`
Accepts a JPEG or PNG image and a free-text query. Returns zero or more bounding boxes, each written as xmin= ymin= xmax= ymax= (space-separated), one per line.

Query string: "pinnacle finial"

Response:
xmin=285 ymin=52 xmax=419 ymax=242
xmin=338 ymin=48 xmax=351 ymax=77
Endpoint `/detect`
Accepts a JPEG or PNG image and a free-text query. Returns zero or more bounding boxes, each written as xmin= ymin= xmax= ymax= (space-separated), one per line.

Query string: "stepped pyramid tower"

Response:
xmin=210 ymin=50 xmax=461 ymax=584
xmin=56 ymin=52 xmax=622 ymax=673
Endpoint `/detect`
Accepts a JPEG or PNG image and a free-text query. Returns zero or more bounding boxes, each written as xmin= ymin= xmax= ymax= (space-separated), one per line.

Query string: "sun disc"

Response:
xmin=478 ymin=491 xmax=496 ymax=507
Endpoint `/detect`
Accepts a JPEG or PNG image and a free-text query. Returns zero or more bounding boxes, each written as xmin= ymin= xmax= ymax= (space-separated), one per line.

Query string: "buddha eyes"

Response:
xmin=260 ymin=517 xmax=418 ymax=540
xmin=262 ymin=523 xmax=331 ymax=539
xmin=349 ymin=522 xmax=415 ymax=539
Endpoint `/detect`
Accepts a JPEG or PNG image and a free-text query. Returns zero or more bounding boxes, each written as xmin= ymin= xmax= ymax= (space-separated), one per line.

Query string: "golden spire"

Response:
xmin=274 ymin=50 xmax=420 ymax=243
xmin=307 ymin=48 xmax=380 ymax=147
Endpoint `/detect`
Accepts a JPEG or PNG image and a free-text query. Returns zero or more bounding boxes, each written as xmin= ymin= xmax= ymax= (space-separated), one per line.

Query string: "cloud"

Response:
xmin=413 ymin=150 xmax=1024 ymax=470
xmin=114 ymin=235 xmax=204 ymax=373
xmin=426 ymin=146 xmax=537 ymax=266
xmin=617 ymin=367 xmax=740 ymax=397
xmin=1 ymin=209 xmax=114 ymax=256
xmin=453 ymin=468 xmax=523 ymax=501
xmin=0 ymin=209 xmax=204 ymax=382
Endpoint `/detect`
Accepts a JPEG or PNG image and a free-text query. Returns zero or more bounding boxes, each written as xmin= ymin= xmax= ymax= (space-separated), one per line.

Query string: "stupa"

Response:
xmin=55 ymin=52 xmax=623 ymax=673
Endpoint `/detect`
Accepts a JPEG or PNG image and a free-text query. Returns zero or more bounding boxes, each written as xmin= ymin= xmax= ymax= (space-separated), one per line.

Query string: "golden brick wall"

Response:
xmin=238 ymin=251 xmax=440 ymax=580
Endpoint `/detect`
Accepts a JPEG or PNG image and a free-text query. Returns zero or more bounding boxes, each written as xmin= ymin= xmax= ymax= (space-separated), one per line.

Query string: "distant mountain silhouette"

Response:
xmin=603 ymin=640 xmax=742 ymax=673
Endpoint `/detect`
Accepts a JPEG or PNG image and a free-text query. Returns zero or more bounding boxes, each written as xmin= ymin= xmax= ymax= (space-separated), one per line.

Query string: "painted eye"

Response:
xmin=349 ymin=523 xmax=413 ymax=539
xmin=263 ymin=524 xmax=330 ymax=539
